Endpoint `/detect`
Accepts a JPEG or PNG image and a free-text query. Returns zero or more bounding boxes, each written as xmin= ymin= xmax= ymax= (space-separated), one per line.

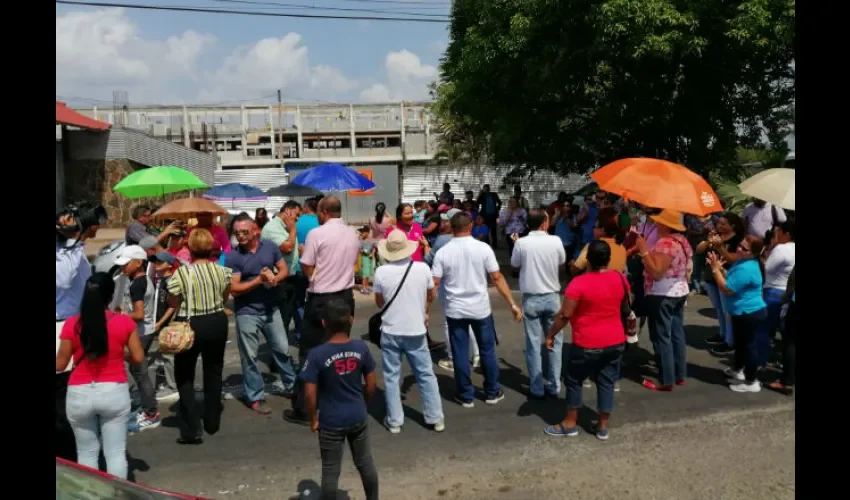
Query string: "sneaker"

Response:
xmin=723 ymin=367 xmax=744 ymax=381
xmin=433 ymin=420 xmax=445 ymax=433
xmin=156 ymin=388 xmax=180 ymax=403
xmin=711 ymin=344 xmax=735 ymax=356
xmin=485 ymin=391 xmax=505 ymax=405
xmin=730 ymin=381 xmax=761 ymax=393
xmin=595 ymin=428 xmax=610 ymax=441
xmin=453 ymin=396 xmax=474 ymax=409
xmin=614 ymin=382 xmax=621 ymax=392
xmin=438 ymin=359 xmax=454 ymax=371
xmin=268 ymin=382 xmax=295 ymax=399
xmin=471 ymin=356 xmax=480 ymax=368
xmin=705 ymin=335 xmax=725 ymax=346
xmin=130 ymin=412 xmax=161 ymax=433
xmin=384 ymin=418 xmax=402 ymax=434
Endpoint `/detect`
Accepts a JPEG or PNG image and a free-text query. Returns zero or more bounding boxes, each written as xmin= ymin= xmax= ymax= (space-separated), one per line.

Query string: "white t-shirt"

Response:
xmin=742 ymin=202 xmax=786 ymax=237
xmin=373 ymin=259 xmax=434 ymax=336
xmin=764 ymin=242 xmax=795 ymax=290
xmin=510 ymin=231 xmax=566 ymax=295
xmin=432 ymin=236 xmax=500 ymax=320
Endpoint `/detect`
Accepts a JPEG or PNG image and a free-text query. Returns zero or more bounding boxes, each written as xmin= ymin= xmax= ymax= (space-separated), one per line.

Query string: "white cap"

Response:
xmin=114 ymin=245 xmax=148 ymax=266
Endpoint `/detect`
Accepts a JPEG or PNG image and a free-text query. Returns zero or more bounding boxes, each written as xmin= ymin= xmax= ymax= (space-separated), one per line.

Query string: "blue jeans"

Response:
xmin=704 ymin=282 xmax=733 ymax=345
xmin=446 ymin=315 xmax=501 ymax=401
xmin=565 ymin=344 xmax=623 ymax=413
xmin=646 ymin=295 xmax=688 ymax=387
xmin=380 ymin=333 xmax=444 ymax=427
xmin=755 ymin=288 xmax=784 ymax=366
xmin=235 ymin=310 xmax=297 ymax=402
xmin=66 ymin=382 xmax=131 ymax=479
xmin=522 ymin=293 xmax=562 ymax=397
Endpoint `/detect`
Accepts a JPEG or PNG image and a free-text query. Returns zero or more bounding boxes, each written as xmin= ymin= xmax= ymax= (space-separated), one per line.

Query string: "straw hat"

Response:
xmin=377 ymin=229 xmax=418 ymax=262
xmin=649 ymin=209 xmax=686 ymax=232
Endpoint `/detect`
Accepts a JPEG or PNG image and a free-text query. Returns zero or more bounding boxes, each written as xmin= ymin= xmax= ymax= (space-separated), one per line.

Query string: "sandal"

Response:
xmin=766 ymin=382 xmax=794 ymax=396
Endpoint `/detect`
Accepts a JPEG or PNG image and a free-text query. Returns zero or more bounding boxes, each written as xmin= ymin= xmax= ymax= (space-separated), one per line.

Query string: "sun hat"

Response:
xmin=114 ymin=245 xmax=148 ymax=266
xmin=649 ymin=209 xmax=686 ymax=232
xmin=441 ymin=208 xmax=462 ymax=221
xmin=377 ymin=229 xmax=418 ymax=262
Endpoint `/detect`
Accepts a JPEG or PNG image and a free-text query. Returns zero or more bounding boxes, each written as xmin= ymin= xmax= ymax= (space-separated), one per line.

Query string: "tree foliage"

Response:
xmin=436 ymin=0 xmax=795 ymax=176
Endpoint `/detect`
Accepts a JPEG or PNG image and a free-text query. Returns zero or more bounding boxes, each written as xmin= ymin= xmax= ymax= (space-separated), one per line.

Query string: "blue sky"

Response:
xmin=56 ymin=1 xmax=450 ymax=106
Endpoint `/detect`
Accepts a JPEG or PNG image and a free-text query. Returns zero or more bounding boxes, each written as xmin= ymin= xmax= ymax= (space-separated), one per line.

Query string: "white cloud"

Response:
xmin=199 ymin=33 xmax=357 ymax=102
xmin=360 ymin=50 xmax=437 ymax=103
xmin=56 ymin=8 xmax=214 ymax=102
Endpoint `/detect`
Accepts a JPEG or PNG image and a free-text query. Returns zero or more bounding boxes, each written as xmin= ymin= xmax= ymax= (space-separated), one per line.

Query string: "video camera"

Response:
xmin=56 ymin=201 xmax=107 ymax=239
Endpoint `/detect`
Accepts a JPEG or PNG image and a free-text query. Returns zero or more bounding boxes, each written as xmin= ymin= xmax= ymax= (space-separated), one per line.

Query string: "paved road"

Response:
xmin=125 ymin=278 xmax=794 ymax=500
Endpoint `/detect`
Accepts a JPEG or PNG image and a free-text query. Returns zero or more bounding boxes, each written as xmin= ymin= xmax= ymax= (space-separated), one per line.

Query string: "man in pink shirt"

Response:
xmin=188 ymin=212 xmax=231 ymax=254
xmin=284 ymin=196 xmax=360 ymax=426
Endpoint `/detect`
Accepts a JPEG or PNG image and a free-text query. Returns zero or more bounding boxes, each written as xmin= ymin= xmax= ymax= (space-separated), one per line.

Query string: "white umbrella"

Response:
xmin=738 ymin=168 xmax=795 ymax=210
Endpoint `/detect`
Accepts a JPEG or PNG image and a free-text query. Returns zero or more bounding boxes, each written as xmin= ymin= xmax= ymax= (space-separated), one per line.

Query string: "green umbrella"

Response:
xmin=113 ymin=166 xmax=208 ymax=199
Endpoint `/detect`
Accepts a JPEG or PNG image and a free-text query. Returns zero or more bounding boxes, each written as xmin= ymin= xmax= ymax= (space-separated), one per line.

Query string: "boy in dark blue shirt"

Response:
xmin=300 ymin=297 xmax=378 ymax=500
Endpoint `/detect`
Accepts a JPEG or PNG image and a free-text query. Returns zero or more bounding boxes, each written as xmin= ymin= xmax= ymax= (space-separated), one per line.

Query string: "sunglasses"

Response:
xmin=234 ymin=229 xmax=252 ymax=236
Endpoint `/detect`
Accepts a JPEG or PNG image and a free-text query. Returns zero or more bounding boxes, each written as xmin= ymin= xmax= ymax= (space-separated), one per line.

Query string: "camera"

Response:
xmin=56 ymin=201 xmax=107 ymax=238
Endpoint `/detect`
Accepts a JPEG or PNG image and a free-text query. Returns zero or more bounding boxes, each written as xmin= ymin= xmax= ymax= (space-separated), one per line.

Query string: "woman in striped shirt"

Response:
xmin=166 ymin=228 xmax=232 ymax=445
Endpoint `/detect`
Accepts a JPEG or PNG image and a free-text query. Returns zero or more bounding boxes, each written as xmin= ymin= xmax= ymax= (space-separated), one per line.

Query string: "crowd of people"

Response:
xmin=56 ymin=183 xmax=795 ymax=499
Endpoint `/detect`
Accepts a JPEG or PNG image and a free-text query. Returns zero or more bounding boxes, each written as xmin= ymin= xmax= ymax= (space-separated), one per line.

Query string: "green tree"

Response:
xmin=438 ymin=0 xmax=795 ymax=176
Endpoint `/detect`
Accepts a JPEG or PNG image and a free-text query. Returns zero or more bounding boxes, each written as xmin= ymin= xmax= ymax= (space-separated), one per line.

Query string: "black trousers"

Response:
xmin=55 ymin=371 xmax=77 ymax=462
xmin=280 ymin=273 xmax=307 ymax=344
xmin=731 ymin=308 xmax=768 ymax=383
xmin=174 ymin=311 xmax=229 ymax=440
xmin=294 ymin=289 xmax=355 ymax=412
xmin=483 ymin=214 xmax=499 ymax=248
xmin=318 ymin=420 xmax=379 ymax=500
xmin=781 ymin=302 xmax=797 ymax=386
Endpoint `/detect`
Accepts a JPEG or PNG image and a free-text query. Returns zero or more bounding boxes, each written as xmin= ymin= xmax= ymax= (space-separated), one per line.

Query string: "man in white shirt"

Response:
xmin=432 ymin=212 xmax=522 ymax=408
xmin=510 ymin=209 xmax=567 ymax=400
xmin=374 ymin=230 xmax=444 ymax=433
xmin=742 ymin=198 xmax=786 ymax=238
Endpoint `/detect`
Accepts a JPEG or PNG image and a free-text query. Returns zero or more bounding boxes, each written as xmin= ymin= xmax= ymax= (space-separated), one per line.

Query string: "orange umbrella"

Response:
xmin=590 ymin=158 xmax=723 ymax=215
xmin=153 ymin=197 xmax=228 ymax=219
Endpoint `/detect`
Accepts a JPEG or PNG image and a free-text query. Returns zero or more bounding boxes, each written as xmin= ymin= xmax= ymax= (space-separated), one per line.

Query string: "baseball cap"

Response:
xmin=441 ymin=208 xmax=462 ymax=220
xmin=139 ymin=235 xmax=159 ymax=250
xmin=114 ymin=245 xmax=148 ymax=266
xmin=148 ymin=251 xmax=176 ymax=265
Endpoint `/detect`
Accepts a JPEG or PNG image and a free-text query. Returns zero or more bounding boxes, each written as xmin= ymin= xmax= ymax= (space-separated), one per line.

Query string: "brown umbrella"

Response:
xmin=152 ymin=197 xmax=228 ymax=219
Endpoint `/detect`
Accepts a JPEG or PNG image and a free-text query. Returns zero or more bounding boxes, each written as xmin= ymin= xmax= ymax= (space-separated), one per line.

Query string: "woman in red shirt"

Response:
xmin=56 ymin=273 xmax=145 ymax=479
xmin=544 ymin=240 xmax=628 ymax=440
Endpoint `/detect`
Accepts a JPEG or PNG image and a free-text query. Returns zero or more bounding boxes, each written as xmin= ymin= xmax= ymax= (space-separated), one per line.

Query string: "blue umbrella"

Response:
xmin=203 ymin=183 xmax=268 ymax=201
xmin=290 ymin=163 xmax=376 ymax=192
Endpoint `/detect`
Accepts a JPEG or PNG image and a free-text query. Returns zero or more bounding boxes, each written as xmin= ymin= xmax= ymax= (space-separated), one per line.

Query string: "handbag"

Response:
xmin=368 ymin=261 xmax=414 ymax=345
xmin=618 ymin=273 xmax=638 ymax=343
xmin=158 ymin=264 xmax=197 ymax=354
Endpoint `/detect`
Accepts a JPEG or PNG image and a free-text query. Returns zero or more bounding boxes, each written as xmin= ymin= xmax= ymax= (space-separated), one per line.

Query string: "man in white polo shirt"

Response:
xmin=510 ymin=209 xmax=567 ymax=400
xmin=432 ymin=212 xmax=522 ymax=408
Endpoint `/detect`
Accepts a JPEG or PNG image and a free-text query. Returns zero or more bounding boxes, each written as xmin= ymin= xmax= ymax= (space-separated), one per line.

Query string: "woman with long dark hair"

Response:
xmin=707 ymin=235 xmax=768 ymax=393
xmin=167 ymin=228 xmax=232 ymax=445
xmin=369 ymin=202 xmax=391 ymax=241
xmin=56 ymin=273 xmax=145 ymax=479
xmin=255 ymin=208 xmax=270 ymax=229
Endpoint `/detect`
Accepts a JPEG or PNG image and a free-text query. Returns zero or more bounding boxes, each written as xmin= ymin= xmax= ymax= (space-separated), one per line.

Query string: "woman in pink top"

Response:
xmin=385 ymin=203 xmax=430 ymax=262
xmin=369 ymin=202 xmax=391 ymax=240
xmin=188 ymin=212 xmax=232 ymax=255
xmin=56 ymin=272 xmax=145 ymax=479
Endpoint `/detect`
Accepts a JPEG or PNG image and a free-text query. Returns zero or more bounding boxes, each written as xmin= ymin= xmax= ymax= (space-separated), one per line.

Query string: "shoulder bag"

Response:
xmin=158 ymin=265 xmax=196 ymax=354
xmin=368 ymin=261 xmax=414 ymax=345
xmin=618 ymin=272 xmax=638 ymax=343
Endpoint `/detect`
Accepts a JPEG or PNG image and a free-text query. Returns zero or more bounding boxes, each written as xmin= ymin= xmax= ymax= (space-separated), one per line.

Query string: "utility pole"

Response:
xmin=277 ymin=89 xmax=283 ymax=162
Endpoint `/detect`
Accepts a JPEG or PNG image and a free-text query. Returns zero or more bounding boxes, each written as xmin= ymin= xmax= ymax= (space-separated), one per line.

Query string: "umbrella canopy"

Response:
xmin=152 ymin=198 xmax=228 ymax=219
xmin=290 ymin=163 xmax=376 ymax=192
xmin=590 ymin=158 xmax=723 ymax=216
xmin=203 ymin=183 xmax=267 ymax=201
xmin=114 ymin=166 xmax=208 ymax=199
xmin=738 ymin=168 xmax=795 ymax=211
xmin=266 ymin=183 xmax=324 ymax=197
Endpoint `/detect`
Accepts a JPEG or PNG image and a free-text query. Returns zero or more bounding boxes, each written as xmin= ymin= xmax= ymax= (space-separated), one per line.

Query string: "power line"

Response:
xmin=206 ymin=0 xmax=450 ymax=16
xmin=55 ymin=1 xmax=451 ymax=22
